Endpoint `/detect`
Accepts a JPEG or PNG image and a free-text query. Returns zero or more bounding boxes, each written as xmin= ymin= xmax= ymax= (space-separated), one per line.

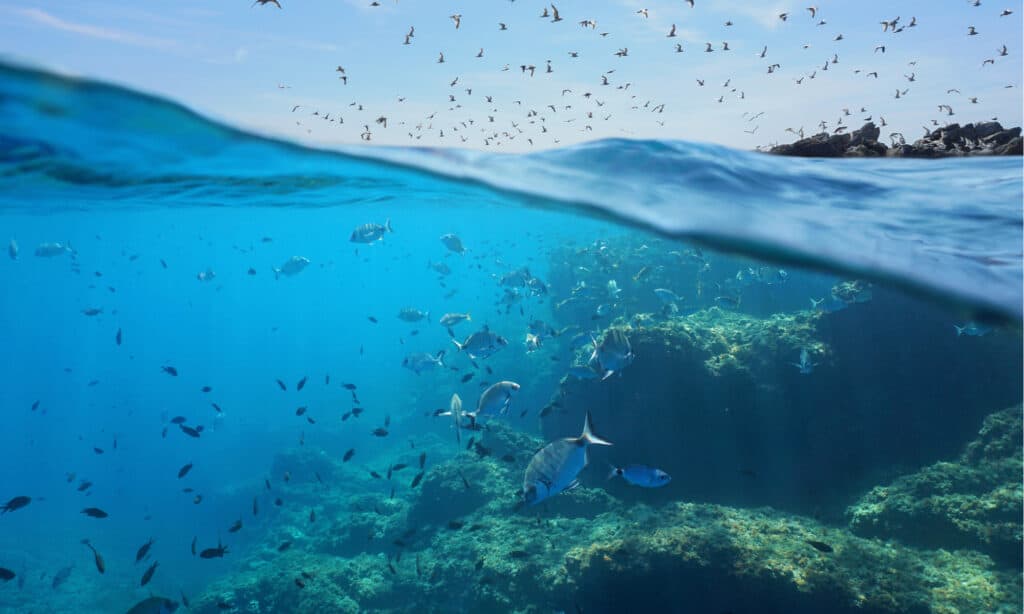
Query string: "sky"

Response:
xmin=0 ymin=1 xmax=1021 ymax=152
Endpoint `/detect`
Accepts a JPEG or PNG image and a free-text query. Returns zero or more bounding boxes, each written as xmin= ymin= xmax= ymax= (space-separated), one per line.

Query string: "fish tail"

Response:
xmin=451 ymin=339 xmax=463 ymax=352
xmin=953 ymin=325 xmax=964 ymax=336
xmin=385 ymin=218 xmax=393 ymax=233
xmin=436 ymin=349 xmax=446 ymax=367
xmin=581 ymin=411 xmax=612 ymax=446
xmin=466 ymin=313 xmax=471 ymax=321
xmin=273 ymin=268 xmax=280 ymax=280
xmin=607 ymin=464 xmax=622 ymax=480
xmin=426 ymin=311 xmax=431 ymax=323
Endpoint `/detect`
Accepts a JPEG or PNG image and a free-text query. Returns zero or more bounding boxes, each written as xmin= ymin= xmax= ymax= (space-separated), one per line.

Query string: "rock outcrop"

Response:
xmin=769 ymin=122 xmax=1022 ymax=158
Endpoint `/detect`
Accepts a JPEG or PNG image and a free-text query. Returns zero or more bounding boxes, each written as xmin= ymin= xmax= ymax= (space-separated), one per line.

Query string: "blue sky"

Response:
xmin=1 ymin=1 xmax=1020 ymax=152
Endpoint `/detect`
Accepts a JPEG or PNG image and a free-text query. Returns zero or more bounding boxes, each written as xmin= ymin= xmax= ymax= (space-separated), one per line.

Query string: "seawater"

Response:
xmin=0 ymin=63 xmax=1020 ymax=614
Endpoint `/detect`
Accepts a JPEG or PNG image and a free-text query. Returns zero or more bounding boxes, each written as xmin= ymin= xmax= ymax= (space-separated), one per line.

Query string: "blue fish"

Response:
xmin=607 ymin=464 xmax=671 ymax=488
xmin=954 ymin=322 xmax=992 ymax=337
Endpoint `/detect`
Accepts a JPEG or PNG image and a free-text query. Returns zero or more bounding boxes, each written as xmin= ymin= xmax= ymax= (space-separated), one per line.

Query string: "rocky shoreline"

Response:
xmin=768 ymin=121 xmax=1022 ymax=158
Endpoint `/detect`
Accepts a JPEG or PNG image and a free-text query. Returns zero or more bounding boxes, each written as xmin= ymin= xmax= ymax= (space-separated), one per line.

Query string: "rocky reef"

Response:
xmin=188 ymin=419 xmax=1021 ymax=613
xmin=847 ymin=405 xmax=1023 ymax=567
xmin=768 ymin=121 xmax=1023 ymax=158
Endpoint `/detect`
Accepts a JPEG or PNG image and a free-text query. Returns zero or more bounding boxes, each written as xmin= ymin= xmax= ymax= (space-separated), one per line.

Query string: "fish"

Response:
xmin=1 ymin=496 xmax=30 ymax=513
xmin=161 ymin=365 xmax=178 ymax=377
xmin=211 ymin=402 xmax=222 ymax=413
xmin=343 ymin=383 xmax=357 ymax=390
xmin=402 ymin=350 xmax=446 ymax=375
xmin=196 ymin=268 xmax=216 ymax=282
xmin=34 ymin=241 xmax=73 ymax=257
xmin=81 ymin=539 xmax=105 ymax=574
xmin=589 ymin=329 xmax=634 ymax=380
xmin=806 ymin=540 xmax=834 ymax=553
xmin=954 ymin=322 xmax=993 ymax=337
xmin=428 ymin=260 xmax=451 ymax=275
xmin=276 ymin=379 xmax=287 ymax=391
xmin=115 ymin=328 xmax=122 ymax=345
xmin=450 ymin=393 xmax=463 ymax=446
xmin=177 ymin=463 xmax=193 ymax=479
xmin=51 ymin=565 xmax=72 ymax=589
xmin=419 ymin=452 xmax=427 ymax=469
xmin=372 ymin=427 xmax=389 ymax=437
xmin=398 ymin=307 xmax=430 ymax=322
xmin=391 ymin=463 xmax=408 ymax=472
xmin=31 ymin=400 xmax=40 ymax=411
xmin=440 ymin=233 xmax=466 ymax=253
xmin=0 ymin=567 xmax=13 ymax=581
xmin=343 ymin=448 xmax=355 ymax=462
xmin=653 ymin=288 xmax=682 ymax=304
xmin=295 ymin=406 xmax=307 ymax=416
xmin=461 ymin=372 xmax=474 ymax=383
xmin=296 ymin=376 xmax=307 ymax=391
xmin=632 ymin=266 xmax=650 ymax=282
xmin=179 ymin=424 xmax=201 ymax=438
xmin=135 ymin=538 xmax=155 ymax=563
xmin=277 ymin=540 xmax=292 ymax=552
xmin=523 ymin=411 xmax=612 ymax=505
xmin=81 ymin=507 xmax=108 ymax=519
xmin=140 ymin=561 xmax=159 ymax=586
xmin=439 ymin=312 xmax=472 ymax=328
xmin=170 ymin=416 xmax=187 ymax=424
xmin=410 ymin=471 xmax=425 ymax=488
xmin=273 ymin=256 xmax=310 ymax=280
xmin=367 ymin=316 xmax=378 ymax=323
xmin=447 ymin=520 xmax=465 ymax=530
xmin=199 ymin=541 xmax=228 ymax=559
xmin=370 ymin=471 xmax=382 ymax=479
xmin=77 ymin=480 xmax=92 ymax=492
xmin=350 ymin=219 xmax=393 ymax=243
xmin=452 ymin=326 xmax=508 ymax=360
xmin=228 ymin=519 xmax=242 ymax=533
xmin=475 ymin=381 xmax=521 ymax=417
xmin=190 ymin=537 xmax=197 ymax=556
xmin=126 ymin=597 xmax=178 ymax=614
xmin=247 ymin=267 xmax=257 ymax=275
xmin=309 ymin=509 xmax=316 ymax=523
xmin=607 ymin=465 xmax=672 ymax=487
xmin=253 ymin=496 xmax=259 ymax=516
xmin=791 ymin=348 xmax=815 ymax=375
xmin=7 ymin=239 xmax=17 ymax=260
xmin=193 ymin=495 xmax=203 ymax=504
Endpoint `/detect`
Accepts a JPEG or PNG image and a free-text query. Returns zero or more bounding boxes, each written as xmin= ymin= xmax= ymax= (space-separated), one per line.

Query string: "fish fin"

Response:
xmin=600 ymin=370 xmax=614 ymax=381
xmin=451 ymin=339 xmax=463 ymax=351
xmin=607 ymin=464 xmax=622 ymax=480
xmin=953 ymin=325 xmax=964 ymax=336
xmin=466 ymin=313 xmax=472 ymax=321
xmin=385 ymin=218 xmax=393 ymax=233
xmin=273 ymin=268 xmax=280 ymax=280
xmin=436 ymin=349 xmax=446 ymax=366
xmin=565 ymin=479 xmax=581 ymax=492
xmin=581 ymin=411 xmax=612 ymax=446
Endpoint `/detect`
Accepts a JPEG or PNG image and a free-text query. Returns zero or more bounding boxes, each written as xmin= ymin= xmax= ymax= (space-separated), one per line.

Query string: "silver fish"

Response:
xmin=439 ymin=312 xmax=472 ymax=327
xmin=7 ymin=239 xmax=17 ymax=260
xmin=791 ymin=348 xmax=815 ymax=375
xmin=398 ymin=307 xmax=430 ymax=322
xmin=475 ymin=381 xmax=520 ymax=417
xmin=350 ymin=219 xmax=393 ymax=243
xmin=450 ymin=393 xmax=463 ymax=446
xmin=402 ymin=350 xmax=445 ymax=375
xmin=273 ymin=256 xmax=309 ymax=280
xmin=34 ymin=242 xmax=73 ymax=257
xmin=452 ymin=326 xmax=508 ymax=360
xmin=523 ymin=411 xmax=612 ymax=505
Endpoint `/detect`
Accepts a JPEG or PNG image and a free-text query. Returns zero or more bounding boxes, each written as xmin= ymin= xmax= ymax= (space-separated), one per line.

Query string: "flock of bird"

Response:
xmin=252 ymin=1 xmax=1018 ymax=151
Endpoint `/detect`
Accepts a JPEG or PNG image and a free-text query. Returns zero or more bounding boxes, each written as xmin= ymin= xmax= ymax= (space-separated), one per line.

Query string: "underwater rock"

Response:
xmin=847 ymin=405 xmax=1023 ymax=567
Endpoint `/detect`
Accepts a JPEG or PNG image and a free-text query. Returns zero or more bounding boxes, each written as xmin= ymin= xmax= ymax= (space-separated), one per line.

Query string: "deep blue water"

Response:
xmin=0 ymin=63 xmax=1020 ymax=613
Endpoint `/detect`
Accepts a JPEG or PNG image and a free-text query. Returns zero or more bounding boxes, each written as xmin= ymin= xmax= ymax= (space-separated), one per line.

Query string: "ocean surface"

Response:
xmin=0 ymin=62 xmax=1021 ymax=614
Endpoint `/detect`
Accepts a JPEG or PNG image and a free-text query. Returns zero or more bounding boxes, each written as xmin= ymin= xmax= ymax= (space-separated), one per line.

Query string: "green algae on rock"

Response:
xmin=847 ymin=405 xmax=1023 ymax=567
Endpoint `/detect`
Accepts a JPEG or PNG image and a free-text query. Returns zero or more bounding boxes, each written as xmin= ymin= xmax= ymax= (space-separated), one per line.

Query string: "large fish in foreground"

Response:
xmin=125 ymin=596 xmax=178 ymax=614
xmin=522 ymin=411 xmax=612 ymax=505
xmin=589 ymin=329 xmax=634 ymax=380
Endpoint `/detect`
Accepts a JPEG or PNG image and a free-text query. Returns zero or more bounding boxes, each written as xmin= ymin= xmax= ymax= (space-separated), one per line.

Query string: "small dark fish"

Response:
xmin=324 ymin=374 xmax=330 ymax=385
xmin=191 ymin=536 xmax=197 ymax=556
xmin=368 ymin=316 xmax=378 ymax=323
xmin=341 ymin=411 xmax=352 ymax=421
xmin=301 ymin=571 xmax=314 ymax=580
xmin=178 ymin=463 xmax=193 ymax=479
xmin=457 ymin=471 xmax=471 ymax=491
xmin=295 ymin=406 xmax=307 ymax=416
xmin=277 ymin=540 xmax=292 ymax=552
xmin=473 ymin=442 xmax=491 ymax=457
xmin=416 ymin=553 xmax=422 ymax=578
xmin=509 ymin=550 xmax=529 ymax=559
xmin=51 ymin=565 xmax=72 ymax=589
xmin=343 ymin=383 xmax=357 ymax=391
xmin=393 ymin=539 xmax=407 ymax=548
xmin=179 ymin=424 xmax=201 ymax=438
xmin=294 ymin=578 xmax=306 ymax=588
xmin=92 ymin=447 xmax=104 ymax=455
xmin=447 ymin=520 xmax=465 ymax=530
xmin=31 ymin=400 xmax=39 ymax=411
xmin=217 ymin=601 xmax=233 ymax=610
xmin=461 ymin=373 xmax=474 ymax=383
xmin=161 ymin=366 xmax=178 ymax=377
xmin=276 ymin=379 xmax=287 ymax=391
xmin=228 ymin=519 xmax=242 ymax=533
xmin=410 ymin=471 xmax=425 ymax=488
xmin=253 ymin=496 xmax=259 ymax=516
xmin=419 ymin=452 xmax=426 ymax=469
xmin=739 ymin=469 xmax=758 ymax=479
xmin=247 ymin=267 xmax=257 ymax=275
xmin=306 ymin=416 xmax=316 ymax=424
xmin=77 ymin=481 xmax=92 ymax=492
xmin=351 ymin=407 xmax=364 ymax=417
xmin=180 ymin=590 xmax=191 ymax=608
xmin=211 ymin=402 xmax=222 ymax=413
xmin=391 ymin=463 xmax=408 ymax=472
xmin=201 ymin=386 xmax=212 ymax=393
xmin=182 ymin=488 xmax=194 ymax=493
xmin=309 ymin=509 xmax=316 ymax=523
xmin=410 ymin=330 xmax=419 ymax=336
xmin=372 ymin=428 xmax=389 ymax=437
xmin=296 ymin=376 xmax=307 ymax=391
xmin=140 ymin=561 xmax=158 ymax=587
xmin=81 ymin=307 xmax=103 ymax=316
xmin=199 ymin=541 xmax=228 ymax=559
xmin=81 ymin=507 xmax=108 ymax=519
xmin=170 ymin=416 xmax=187 ymax=424
xmin=0 ymin=568 xmax=14 ymax=581
xmin=343 ymin=448 xmax=355 ymax=462
xmin=465 ymin=436 xmax=475 ymax=451
xmin=135 ymin=538 xmax=154 ymax=563
xmin=501 ymin=454 xmax=516 ymax=463
xmin=115 ymin=328 xmax=122 ymax=345
xmin=193 ymin=495 xmax=203 ymax=504
xmin=387 ymin=466 xmax=393 ymax=480
xmin=806 ymin=540 xmax=833 ymax=553
xmin=315 ymin=472 xmax=323 ymax=484
xmin=485 ymin=366 xmax=493 ymax=375
xmin=370 ymin=471 xmax=382 ymax=479
xmin=81 ymin=539 xmax=105 ymax=573
xmin=265 ymin=478 xmax=272 ymax=490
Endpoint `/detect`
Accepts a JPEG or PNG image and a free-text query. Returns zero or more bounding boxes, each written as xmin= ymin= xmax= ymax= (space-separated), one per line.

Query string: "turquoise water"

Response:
xmin=0 ymin=63 xmax=1021 ymax=613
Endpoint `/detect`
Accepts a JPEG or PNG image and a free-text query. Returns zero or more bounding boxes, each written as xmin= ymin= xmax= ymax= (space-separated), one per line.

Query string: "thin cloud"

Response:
xmin=12 ymin=7 xmax=176 ymax=49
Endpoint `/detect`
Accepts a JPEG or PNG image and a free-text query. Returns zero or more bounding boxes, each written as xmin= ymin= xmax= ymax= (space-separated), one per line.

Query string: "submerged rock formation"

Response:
xmin=768 ymin=122 xmax=1023 ymax=158
xmin=847 ymin=405 xmax=1023 ymax=567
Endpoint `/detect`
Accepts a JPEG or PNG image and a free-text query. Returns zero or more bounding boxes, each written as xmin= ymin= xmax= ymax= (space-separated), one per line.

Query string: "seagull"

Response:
xmin=998 ymin=45 xmax=1008 ymax=56
xmin=252 ymin=0 xmax=281 ymax=7
xmin=636 ymin=8 xmax=649 ymax=18
xmin=667 ymin=24 xmax=677 ymax=37
xmin=874 ymin=46 xmax=886 ymax=53
xmin=779 ymin=13 xmax=789 ymax=21
xmin=499 ymin=23 xmax=508 ymax=30
xmin=968 ymin=26 xmax=978 ymax=35
xmin=551 ymin=4 xmax=562 ymax=22
xmin=722 ymin=41 xmax=731 ymax=51
xmin=675 ymin=43 xmax=684 ymax=53
xmin=807 ymin=6 xmax=817 ymax=18
xmin=704 ymin=42 xmax=713 ymax=52
xmin=450 ymin=14 xmax=461 ymax=29
xmin=759 ymin=45 xmax=767 ymax=58
xmin=476 ymin=48 xmax=484 ymax=58
xmin=1000 ymin=9 xmax=1013 ymax=16
xmin=437 ymin=52 xmax=445 ymax=63
xmin=908 ymin=16 xmax=917 ymax=27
